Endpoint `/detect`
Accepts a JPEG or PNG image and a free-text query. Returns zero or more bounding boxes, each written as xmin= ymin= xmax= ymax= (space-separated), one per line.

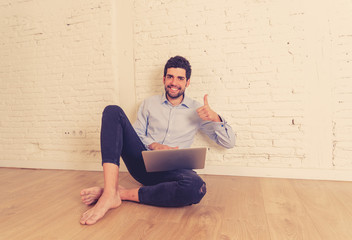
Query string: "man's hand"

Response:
xmin=148 ymin=142 xmax=179 ymax=150
xmin=197 ymin=94 xmax=221 ymax=122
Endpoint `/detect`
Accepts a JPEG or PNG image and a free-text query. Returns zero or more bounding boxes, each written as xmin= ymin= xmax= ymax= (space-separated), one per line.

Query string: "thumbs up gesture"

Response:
xmin=197 ymin=94 xmax=221 ymax=122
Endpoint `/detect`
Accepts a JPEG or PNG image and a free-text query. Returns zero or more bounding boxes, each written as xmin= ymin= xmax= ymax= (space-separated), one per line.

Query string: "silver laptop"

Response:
xmin=142 ymin=147 xmax=207 ymax=172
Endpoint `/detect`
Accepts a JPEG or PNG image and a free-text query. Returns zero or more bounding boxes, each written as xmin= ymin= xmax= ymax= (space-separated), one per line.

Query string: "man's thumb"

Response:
xmin=204 ymin=94 xmax=209 ymax=106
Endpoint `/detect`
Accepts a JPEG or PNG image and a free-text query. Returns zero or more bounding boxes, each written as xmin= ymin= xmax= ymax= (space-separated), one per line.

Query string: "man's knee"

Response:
xmin=103 ymin=105 xmax=124 ymax=117
xmin=103 ymin=105 xmax=122 ymax=114
xmin=178 ymin=175 xmax=207 ymax=205
xmin=192 ymin=181 xmax=206 ymax=204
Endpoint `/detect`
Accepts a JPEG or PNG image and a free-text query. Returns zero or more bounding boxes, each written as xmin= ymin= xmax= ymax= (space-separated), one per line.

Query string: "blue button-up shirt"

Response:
xmin=133 ymin=94 xmax=236 ymax=150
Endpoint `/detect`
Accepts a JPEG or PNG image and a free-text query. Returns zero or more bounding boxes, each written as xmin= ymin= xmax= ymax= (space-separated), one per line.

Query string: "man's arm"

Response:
xmin=199 ymin=120 xmax=236 ymax=148
xmin=197 ymin=94 xmax=236 ymax=148
xmin=133 ymin=100 xmax=155 ymax=149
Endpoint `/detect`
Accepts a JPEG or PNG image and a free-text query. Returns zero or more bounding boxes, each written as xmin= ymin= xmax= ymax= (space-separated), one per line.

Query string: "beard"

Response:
xmin=165 ymin=85 xmax=185 ymax=99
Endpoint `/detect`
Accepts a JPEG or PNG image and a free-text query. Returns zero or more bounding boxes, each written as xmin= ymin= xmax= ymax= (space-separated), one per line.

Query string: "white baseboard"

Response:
xmin=1 ymin=160 xmax=352 ymax=181
xmin=0 ymin=160 xmax=126 ymax=172
xmin=195 ymin=165 xmax=352 ymax=181
xmin=0 ymin=160 xmax=102 ymax=171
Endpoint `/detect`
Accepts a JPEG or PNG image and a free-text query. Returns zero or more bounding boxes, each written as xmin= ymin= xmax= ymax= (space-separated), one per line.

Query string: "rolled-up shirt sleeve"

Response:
xmin=199 ymin=116 xmax=236 ymax=149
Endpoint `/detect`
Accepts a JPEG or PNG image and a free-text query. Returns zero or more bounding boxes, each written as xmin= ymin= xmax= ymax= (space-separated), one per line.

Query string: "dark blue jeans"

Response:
xmin=100 ymin=105 xmax=206 ymax=207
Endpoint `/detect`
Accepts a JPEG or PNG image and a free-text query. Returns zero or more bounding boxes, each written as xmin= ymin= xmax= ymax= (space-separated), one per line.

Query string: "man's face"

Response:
xmin=163 ymin=68 xmax=190 ymax=100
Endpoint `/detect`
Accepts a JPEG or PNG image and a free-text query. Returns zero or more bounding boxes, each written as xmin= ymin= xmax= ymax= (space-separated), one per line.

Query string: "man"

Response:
xmin=80 ymin=56 xmax=235 ymax=225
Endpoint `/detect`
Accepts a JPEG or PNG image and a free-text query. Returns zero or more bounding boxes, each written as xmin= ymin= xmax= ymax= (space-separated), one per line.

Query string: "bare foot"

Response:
xmin=80 ymin=187 xmax=104 ymax=205
xmin=80 ymin=191 xmax=122 ymax=225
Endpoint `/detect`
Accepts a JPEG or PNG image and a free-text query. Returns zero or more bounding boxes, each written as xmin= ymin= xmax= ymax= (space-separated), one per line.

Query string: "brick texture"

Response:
xmin=133 ymin=0 xmax=352 ymax=172
xmin=134 ymin=0 xmax=307 ymax=168
xmin=331 ymin=0 xmax=352 ymax=169
xmin=0 ymin=0 xmax=115 ymax=167
xmin=1 ymin=0 xmax=352 ymax=178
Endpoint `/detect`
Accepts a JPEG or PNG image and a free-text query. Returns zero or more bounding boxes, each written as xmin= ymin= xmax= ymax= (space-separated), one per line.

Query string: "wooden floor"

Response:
xmin=1 ymin=168 xmax=352 ymax=240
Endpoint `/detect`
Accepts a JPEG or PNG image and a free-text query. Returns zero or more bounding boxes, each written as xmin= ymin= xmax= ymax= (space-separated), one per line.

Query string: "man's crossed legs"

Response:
xmin=80 ymin=106 xmax=206 ymax=225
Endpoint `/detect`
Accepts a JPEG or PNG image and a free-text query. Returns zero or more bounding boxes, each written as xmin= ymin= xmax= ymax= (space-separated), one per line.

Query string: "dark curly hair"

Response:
xmin=163 ymin=56 xmax=192 ymax=80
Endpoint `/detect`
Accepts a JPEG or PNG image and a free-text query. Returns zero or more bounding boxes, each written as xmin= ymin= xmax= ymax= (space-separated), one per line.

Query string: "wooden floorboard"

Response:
xmin=261 ymin=178 xmax=322 ymax=240
xmin=292 ymin=179 xmax=352 ymax=240
xmin=1 ymin=167 xmax=352 ymax=240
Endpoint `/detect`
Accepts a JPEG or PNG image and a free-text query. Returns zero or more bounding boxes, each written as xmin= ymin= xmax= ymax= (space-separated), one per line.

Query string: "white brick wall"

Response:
xmin=331 ymin=0 xmax=352 ymax=169
xmin=0 ymin=0 xmax=116 ymax=169
xmin=1 ymin=0 xmax=352 ymax=180
xmin=134 ymin=0 xmax=307 ymax=166
xmin=133 ymin=0 xmax=352 ymax=179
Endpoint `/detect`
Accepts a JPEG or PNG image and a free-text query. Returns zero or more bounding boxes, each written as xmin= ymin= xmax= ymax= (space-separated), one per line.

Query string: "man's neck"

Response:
xmin=166 ymin=95 xmax=184 ymax=106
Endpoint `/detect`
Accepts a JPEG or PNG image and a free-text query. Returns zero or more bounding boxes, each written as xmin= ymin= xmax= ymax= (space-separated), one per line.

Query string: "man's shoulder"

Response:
xmin=139 ymin=95 xmax=164 ymax=110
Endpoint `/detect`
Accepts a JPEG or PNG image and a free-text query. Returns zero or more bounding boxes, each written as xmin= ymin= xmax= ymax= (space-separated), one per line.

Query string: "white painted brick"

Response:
xmin=0 ymin=0 xmax=116 ymax=167
xmin=2 ymin=0 xmax=352 ymax=176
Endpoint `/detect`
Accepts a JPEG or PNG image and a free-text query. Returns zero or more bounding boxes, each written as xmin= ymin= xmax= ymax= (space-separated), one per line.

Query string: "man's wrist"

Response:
xmin=213 ymin=114 xmax=221 ymax=122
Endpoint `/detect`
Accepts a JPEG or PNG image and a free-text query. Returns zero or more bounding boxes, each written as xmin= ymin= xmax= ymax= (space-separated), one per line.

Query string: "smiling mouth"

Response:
xmin=168 ymin=86 xmax=180 ymax=92
xmin=165 ymin=84 xmax=185 ymax=99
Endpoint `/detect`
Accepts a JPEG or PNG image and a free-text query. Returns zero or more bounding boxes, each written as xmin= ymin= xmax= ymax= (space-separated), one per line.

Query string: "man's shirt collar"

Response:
xmin=161 ymin=93 xmax=191 ymax=108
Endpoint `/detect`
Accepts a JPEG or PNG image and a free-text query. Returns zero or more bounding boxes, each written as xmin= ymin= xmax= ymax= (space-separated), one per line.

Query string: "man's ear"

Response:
xmin=163 ymin=76 xmax=165 ymax=84
xmin=186 ymin=79 xmax=190 ymax=88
